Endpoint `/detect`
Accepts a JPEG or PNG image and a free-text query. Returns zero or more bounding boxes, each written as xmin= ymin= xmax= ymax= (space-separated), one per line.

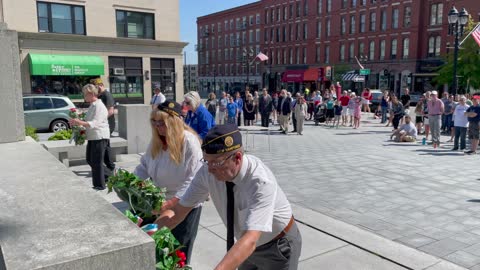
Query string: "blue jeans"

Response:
xmin=381 ymin=107 xmax=388 ymax=123
xmin=444 ymin=114 xmax=453 ymax=131
xmin=227 ymin=116 xmax=236 ymax=124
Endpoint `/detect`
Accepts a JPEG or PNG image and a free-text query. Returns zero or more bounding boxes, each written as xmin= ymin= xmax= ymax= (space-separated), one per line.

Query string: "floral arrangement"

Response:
xmin=109 ymin=169 xmax=190 ymax=269
xmin=107 ymin=169 xmax=166 ymax=218
xmin=68 ymin=108 xmax=86 ymax=145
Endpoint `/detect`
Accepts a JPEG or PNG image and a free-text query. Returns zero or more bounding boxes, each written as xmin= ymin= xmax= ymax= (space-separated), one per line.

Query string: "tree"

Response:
xmin=434 ymin=18 xmax=480 ymax=93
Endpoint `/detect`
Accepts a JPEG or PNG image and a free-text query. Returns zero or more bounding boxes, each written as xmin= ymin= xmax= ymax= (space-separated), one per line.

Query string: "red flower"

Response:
xmin=177 ymin=261 xmax=185 ymax=268
xmin=70 ymin=108 xmax=77 ymax=112
xmin=79 ymin=130 xmax=86 ymax=135
xmin=176 ymin=250 xmax=186 ymax=261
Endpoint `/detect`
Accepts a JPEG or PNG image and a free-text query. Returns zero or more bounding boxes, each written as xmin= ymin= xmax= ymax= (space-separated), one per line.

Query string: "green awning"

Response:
xmin=29 ymin=53 xmax=105 ymax=76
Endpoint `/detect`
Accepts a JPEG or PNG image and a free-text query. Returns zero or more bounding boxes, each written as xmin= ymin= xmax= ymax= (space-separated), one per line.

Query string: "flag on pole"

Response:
xmin=472 ymin=24 xmax=480 ymax=47
xmin=354 ymin=56 xmax=365 ymax=70
xmin=255 ymin=52 xmax=269 ymax=62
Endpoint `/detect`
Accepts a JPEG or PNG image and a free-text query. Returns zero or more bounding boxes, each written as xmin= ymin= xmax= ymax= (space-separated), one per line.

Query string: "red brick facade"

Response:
xmin=197 ymin=0 xmax=479 ymax=95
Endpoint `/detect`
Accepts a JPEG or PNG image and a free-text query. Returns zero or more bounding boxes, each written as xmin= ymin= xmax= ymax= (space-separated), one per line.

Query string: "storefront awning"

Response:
xmin=29 ymin=53 xmax=105 ymax=76
xmin=282 ymin=70 xmax=305 ymax=83
xmin=342 ymin=72 xmax=365 ymax=82
xmin=303 ymin=68 xmax=322 ymax=81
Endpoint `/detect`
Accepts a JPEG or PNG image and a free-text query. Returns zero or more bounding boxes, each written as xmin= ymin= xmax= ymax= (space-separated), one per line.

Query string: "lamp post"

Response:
xmin=213 ymin=68 xmax=217 ymax=96
xmin=448 ymin=6 xmax=469 ymax=95
xmin=243 ymin=48 xmax=254 ymax=90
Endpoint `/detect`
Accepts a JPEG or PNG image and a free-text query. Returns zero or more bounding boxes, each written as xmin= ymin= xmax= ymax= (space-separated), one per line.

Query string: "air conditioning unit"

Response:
xmin=113 ymin=68 xmax=125 ymax=75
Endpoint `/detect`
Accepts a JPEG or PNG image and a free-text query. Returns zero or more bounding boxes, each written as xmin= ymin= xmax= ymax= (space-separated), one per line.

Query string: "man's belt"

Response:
xmin=272 ymin=216 xmax=295 ymax=241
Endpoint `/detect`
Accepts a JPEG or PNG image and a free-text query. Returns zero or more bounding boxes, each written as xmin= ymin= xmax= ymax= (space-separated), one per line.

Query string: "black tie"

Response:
xmin=226 ymin=181 xmax=235 ymax=251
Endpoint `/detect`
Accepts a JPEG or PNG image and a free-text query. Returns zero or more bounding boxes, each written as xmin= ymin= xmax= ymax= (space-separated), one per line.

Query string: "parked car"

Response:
xmin=23 ymin=94 xmax=75 ymax=132
xmin=370 ymin=89 xmax=383 ymax=111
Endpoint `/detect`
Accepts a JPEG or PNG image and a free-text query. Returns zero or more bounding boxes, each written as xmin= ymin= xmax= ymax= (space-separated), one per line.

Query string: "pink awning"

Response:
xmin=282 ymin=70 xmax=305 ymax=82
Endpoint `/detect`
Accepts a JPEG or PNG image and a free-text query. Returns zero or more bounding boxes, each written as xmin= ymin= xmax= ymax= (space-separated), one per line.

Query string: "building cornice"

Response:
xmin=18 ymin=32 xmax=188 ymax=50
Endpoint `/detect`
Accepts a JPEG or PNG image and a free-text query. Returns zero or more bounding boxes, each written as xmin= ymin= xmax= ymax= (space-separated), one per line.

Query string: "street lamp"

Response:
xmin=448 ymin=6 xmax=469 ymax=95
xmin=243 ymin=48 xmax=254 ymax=90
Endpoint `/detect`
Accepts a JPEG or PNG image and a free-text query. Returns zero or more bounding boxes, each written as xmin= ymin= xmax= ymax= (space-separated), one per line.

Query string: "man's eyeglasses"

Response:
xmin=151 ymin=119 xmax=166 ymax=127
xmin=201 ymin=152 xmax=236 ymax=168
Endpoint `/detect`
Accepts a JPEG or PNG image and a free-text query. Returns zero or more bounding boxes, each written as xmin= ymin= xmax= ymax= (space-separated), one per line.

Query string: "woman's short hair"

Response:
xmin=208 ymin=92 xmax=216 ymax=100
xmin=82 ymin=84 xmax=99 ymax=96
xmin=184 ymin=91 xmax=201 ymax=110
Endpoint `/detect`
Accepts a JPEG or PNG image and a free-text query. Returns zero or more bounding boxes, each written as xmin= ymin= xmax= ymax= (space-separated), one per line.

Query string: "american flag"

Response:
xmin=472 ymin=24 xmax=480 ymax=47
xmin=256 ymin=52 xmax=269 ymax=62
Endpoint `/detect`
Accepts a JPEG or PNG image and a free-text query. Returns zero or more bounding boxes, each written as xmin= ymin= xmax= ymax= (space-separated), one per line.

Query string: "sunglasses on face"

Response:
xmin=151 ymin=119 xmax=166 ymax=127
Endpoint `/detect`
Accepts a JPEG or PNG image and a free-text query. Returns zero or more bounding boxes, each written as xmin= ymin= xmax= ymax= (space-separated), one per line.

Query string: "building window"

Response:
xmin=303 ymin=23 xmax=308 ymax=39
xmin=249 ymin=30 xmax=253 ymax=43
xmin=369 ymin=40 xmax=375 ymax=60
xmin=303 ymin=47 xmax=307 ymax=64
xmin=404 ymin=6 xmax=411 ymax=27
xmin=340 ymin=44 xmax=345 ymax=61
xmin=256 ymin=29 xmax=260 ymax=43
xmin=326 ymin=0 xmax=331 ymax=12
xmin=37 ymin=2 xmax=85 ymax=35
xmin=428 ymin=36 xmax=441 ymax=57
xmin=351 ymin=0 xmax=357 ymax=7
xmin=380 ymin=10 xmax=387 ymax=31
xmin=277 ymin=7 xmax=281 ymax=22
xmin=283 ymin=49 xmax=287 ymax=64
xmin=342 ymin=0 xmax=347 ymax=9
xmin=217 ymin=22 xmax=221 ymax=33
xmin=380 ymin=40 xmax=385 ymax=60
xmin=225 ymin=20 xmax=228 ymax=31
xmin=326 ymin=19 xmax=331 ymax=37
xmin=116 ymin=10 xmax=154 ymax=39
xmin=349 ymin=43 xmax=355 ymax=61
xmin=109 ymin=57 xmax=144 ymax=99
xmin=359 ymin=42 xmax=365 ymax=56
xmin=283 ymin=26 xmax=287 ymax=42
xmin=350 ymin=15 xmax=356 ymax=34
xmin=316 ymin=46 xmax=321 ymax=62
xmin=276 ymin=28 xmax=280 ymax=42
xmin=430 ymin=3 xmax=443 ymax=26
xmin=402 ymin=38 xmax=409 ymax=59
xmin=265 ymin=10 xmax=269 ymax=24
xmin=392 ymin=8 xmax=399 ymax=29
xmin=289 ymin=48 xmax=293 ymax=64
xmin=370 ymin=12 xmax=376 ymax=31
xmin=317 ymin=0 xmax=322 ymax=15
xmin=391 ymin=39 xmax=397 ymax=59
xmin=304 ymin=0 xmax=308 ymax=16
xmin=317 ymin=20 xmax=322 ymax=38
xmin=359 ymin=14 xmax=366 ymax=33
xmin=256 ymin=13 xmax=261 ymax=24
xmin=296 ymin=23 xmax=301 ymax=40
xmin=325 ymin=45 xmax=330 ymax=64
xmin=284 ymin=6 xmax=288 ymax=20
xmin=341 ymin=16 xmax=346 ymax=35
xmin=296 ymin=2 xmax=301 ymax=17
xmin=230 ymin=19 xmax=234 ymax=30
xmin=289 ymin=4 xmax=294 ymax=18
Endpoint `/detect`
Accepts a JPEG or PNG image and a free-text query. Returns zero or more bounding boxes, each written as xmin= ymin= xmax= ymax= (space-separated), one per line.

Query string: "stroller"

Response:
xmin=314 ymin=103 xmax=327 ymax=126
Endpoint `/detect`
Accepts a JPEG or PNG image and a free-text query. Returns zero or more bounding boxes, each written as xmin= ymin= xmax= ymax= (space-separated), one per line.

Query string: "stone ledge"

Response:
xmin=0 ymin=140 xmax=155 ymax=269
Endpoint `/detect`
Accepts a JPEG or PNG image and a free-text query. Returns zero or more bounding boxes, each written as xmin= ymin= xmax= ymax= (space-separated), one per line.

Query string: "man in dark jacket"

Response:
xmin=258 ymin=88 xmax=273 ymax=127
xmin=277 ymin=89 xmax=292 ymax=134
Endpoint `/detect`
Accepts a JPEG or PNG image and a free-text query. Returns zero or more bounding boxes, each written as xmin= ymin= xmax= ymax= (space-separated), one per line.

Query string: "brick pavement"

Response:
xmin=246 ymin=114 xmax=480 ymax=269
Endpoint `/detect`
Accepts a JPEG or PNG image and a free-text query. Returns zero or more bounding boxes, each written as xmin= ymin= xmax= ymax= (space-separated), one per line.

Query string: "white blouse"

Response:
xmin=85 ymin=99 xmax=110 ymax=140
xmin=134 ymin=131 xmax=203 ymax=205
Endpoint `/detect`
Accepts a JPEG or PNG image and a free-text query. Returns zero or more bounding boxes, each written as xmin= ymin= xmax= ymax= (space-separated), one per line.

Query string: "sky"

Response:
xmin=180 ymin=0 xmax=258 ymax=65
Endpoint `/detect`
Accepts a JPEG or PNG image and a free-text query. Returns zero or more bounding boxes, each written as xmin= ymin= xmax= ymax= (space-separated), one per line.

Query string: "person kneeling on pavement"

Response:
xmin=155 ymin=124 xmax=302 ymax=270
xmin=390 ymin=115 xmax=417 ymax=142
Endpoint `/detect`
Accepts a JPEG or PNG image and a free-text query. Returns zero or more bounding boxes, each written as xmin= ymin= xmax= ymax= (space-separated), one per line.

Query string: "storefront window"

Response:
xmin=30 ymin=76 xmax=95 ymax=99
xmin=109 ymin=57 xmax=144 ymax=101
xmin=151 ymin=58 xmax=176 ymax=101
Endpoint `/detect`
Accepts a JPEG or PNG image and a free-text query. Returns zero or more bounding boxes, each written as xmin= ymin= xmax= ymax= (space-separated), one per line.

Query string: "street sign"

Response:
xmin=359 ymin=69 xmax=370 ymax=75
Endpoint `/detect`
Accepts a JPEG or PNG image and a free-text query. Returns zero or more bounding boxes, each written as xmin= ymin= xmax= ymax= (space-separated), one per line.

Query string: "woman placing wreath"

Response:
xmin=134 ymin=100 xmax=203 ymax=264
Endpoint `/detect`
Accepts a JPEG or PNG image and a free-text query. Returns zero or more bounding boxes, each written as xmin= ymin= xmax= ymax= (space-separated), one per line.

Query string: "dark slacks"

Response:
xmin=393 ymin=114 xmax=402 ymax=130
xmin=292 ymin=113 xmax=297 ymax=132
xmin=104 ymin=139 xmax=116 ymax=176
xmin=261 ymin=111 xmax=270 ymax=127
xmin=237 ymin=113 xmax=242 ymax=126
xmin=454 ymin=126 xmax=467 ymax=150
xmin=86 ymin=139 xmax=111 ymax=189
xmin=239 ymin=222 xmax=302 ymax=270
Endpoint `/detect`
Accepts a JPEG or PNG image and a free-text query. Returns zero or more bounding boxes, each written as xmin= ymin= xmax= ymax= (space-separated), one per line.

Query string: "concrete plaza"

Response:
xmin=70 ymin=113 xmax=480 ymax=269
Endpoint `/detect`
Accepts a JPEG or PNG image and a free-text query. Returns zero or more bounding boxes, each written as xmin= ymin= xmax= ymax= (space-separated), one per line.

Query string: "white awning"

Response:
xmin=342 ymin=72 xmax=365 ymax=82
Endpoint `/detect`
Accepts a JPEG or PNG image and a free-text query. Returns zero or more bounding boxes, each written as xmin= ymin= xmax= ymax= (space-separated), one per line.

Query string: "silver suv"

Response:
xmin=23 ymin=95 xmax=76 ymax=132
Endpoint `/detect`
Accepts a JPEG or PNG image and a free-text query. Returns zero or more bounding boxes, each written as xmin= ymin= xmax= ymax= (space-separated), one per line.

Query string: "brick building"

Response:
xmin=197 ymin=0 xmax=480 ymax=96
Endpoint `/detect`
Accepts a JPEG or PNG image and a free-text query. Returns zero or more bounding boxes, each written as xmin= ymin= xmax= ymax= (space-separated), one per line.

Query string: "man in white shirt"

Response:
xmin=155 ymin=124 xmax=302 ymax=270
xmin=452 ymin=95 xmax=469 ymax=151
xmin=390 ymin=115 xmax=417 ymax=142
xmin=150 ymin=86 xmax=166 ymax=109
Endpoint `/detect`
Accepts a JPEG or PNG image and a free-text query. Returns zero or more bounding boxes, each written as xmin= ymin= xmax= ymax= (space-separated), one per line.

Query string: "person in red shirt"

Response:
xmin=361 ymin=88 xmax=373 ymax=113
xmin=339 ymin=91 xmax=350 ymax=126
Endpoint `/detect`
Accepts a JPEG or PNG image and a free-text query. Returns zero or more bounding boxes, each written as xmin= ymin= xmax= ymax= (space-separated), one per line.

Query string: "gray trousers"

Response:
xmin=239 ymin=222 xmax=302 ymax=270
xmin=430 ymin=115 xmax=441 ymax=144
xmin=296 ymin=116 xmax=305 ymax=134
xmin=278 ymin=114 xmax=290 ymax=132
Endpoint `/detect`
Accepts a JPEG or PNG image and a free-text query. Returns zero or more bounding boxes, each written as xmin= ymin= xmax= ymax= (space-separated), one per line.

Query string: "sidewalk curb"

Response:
xmin=291 ymin=203 xmax=467 ymax=270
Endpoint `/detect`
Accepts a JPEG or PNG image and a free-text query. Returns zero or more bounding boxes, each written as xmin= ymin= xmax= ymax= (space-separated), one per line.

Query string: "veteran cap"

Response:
xmin=202 ymin=124 xmax=242 ymax=154
xmin=158 ymin=100 xmax=182 ymax=117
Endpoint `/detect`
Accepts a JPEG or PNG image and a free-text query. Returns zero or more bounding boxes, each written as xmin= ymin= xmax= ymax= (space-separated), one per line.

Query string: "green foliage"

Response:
xmin=434 ymin=19 xmax=480 ymax=93
xmin=107 ymin=169 xmax=166 ymax=218
xmin=48 ymin=129 xmax=73 ymax=141
xmin=153 ymin=227 xmax=182 ymax=270
xmin=25 ymin=126 xmax=39 ymax=141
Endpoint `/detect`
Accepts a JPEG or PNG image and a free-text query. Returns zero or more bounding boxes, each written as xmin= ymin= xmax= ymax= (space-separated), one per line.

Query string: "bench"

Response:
xmin=41 ymin=137 xmax=128 ymax=167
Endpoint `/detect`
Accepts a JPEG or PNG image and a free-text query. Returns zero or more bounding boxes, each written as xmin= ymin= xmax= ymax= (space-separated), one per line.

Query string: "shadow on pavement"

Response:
xmin=72 ymin=170 xmax=91 ymax=178
xmin=382 ymin=143 xmax=419 ymax=147
xmin=112 ymin=201 xmax=129 ymax=212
